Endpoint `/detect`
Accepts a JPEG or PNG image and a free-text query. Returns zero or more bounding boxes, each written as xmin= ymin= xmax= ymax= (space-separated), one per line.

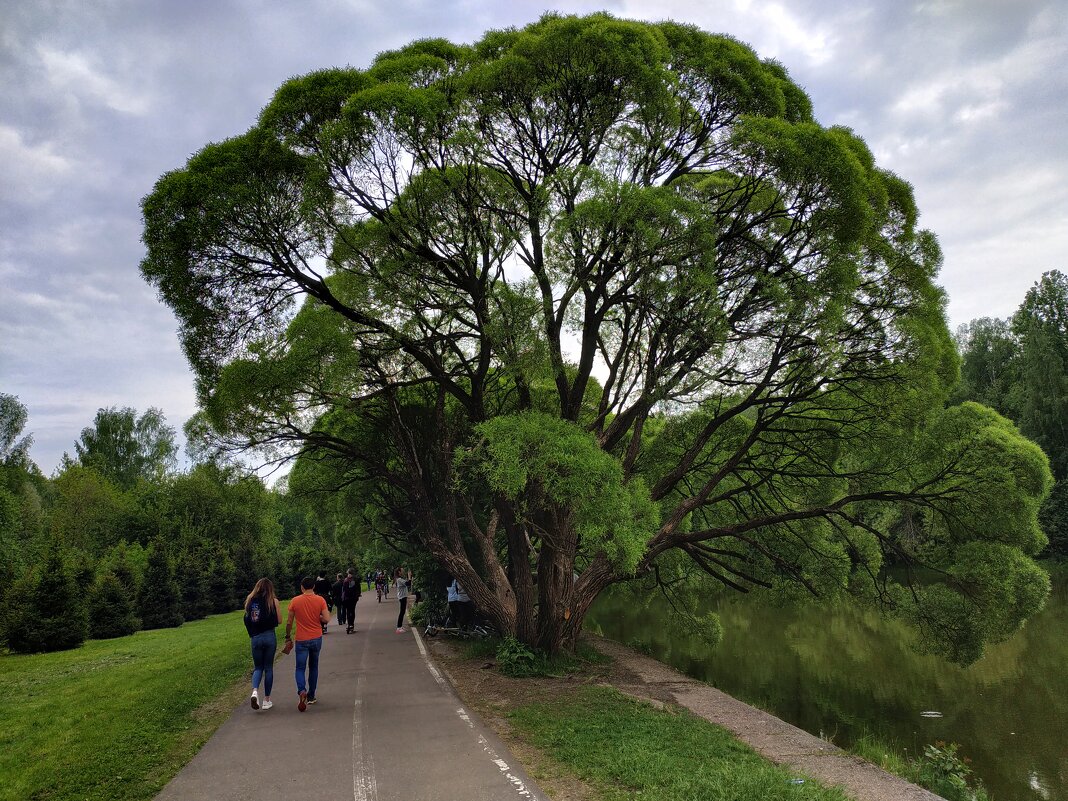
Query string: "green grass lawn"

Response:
xmin=509 ymin=686 xmax=854 ymax=801
xmin=0 ymin=609 xmax=267 ymax=801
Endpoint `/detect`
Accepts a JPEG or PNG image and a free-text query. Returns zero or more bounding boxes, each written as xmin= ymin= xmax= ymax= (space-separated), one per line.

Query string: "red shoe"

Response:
xmin=298 ymin=691 xmax=307 ymax=712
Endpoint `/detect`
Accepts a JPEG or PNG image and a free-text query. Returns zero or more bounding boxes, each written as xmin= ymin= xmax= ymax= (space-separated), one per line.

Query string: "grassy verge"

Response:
xmin=0 ymin=609 xmax=266 ymax=801
xmin=509 ymin=686 xmax=853 ymax=801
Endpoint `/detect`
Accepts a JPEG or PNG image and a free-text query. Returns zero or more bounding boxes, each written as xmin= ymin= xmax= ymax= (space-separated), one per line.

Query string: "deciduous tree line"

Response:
xmin=0 ymin=399 xmax=365 ymax=652
xmin=953 ymin=270 xmax=1068 ymax=554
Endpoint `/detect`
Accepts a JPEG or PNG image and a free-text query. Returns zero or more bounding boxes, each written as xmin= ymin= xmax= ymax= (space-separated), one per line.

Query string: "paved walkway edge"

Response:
xmin=588 ymin=636 xmax=947 ymax=801
xmin=409 ymin=623 xmax=547 ymax=801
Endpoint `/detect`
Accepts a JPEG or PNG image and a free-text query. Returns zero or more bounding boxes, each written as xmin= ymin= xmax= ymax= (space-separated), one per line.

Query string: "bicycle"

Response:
xmin=423 ymin=608 xmax=498 ymax=639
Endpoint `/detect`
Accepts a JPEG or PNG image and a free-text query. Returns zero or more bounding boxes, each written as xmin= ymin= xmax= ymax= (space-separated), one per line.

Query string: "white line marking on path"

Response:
xmin=352 ymin=677 xmax=377 ymax=801
xmin=411 ymin=624 xmax=539 ymax=799
xmin=477 ymin=734 xmax=536 ymax=798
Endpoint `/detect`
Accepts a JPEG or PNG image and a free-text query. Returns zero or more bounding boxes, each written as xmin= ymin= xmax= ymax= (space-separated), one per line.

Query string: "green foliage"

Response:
xmin=495 ymin=636 xmax=540 ymax=676
xmin=0 ymin=393 xmax=34 ymax=470
xmin=88 ymin=571 xmax=140 ymax=639
xmin=74 ymin=407 xmax=177 ymax=489
xmin=460 ymin=413 xmax=657 ymax=572
xmin=951 ymin=318 xmax=1016 ymax=416
xmin=4 ymin=537 xmax=88 ymax=653
xmin=204 ymin=545 xmax=238 ymax=613
xmin=908 ymin=743 xmax=990 ymax=801
xmin=49 ymin=464 xmax=127 ymax=552
xmin=0 ymin=486 xmax=22 ymax=592
xmin=175 ymin=550 xmax=212 ymax=621
xmin=1039 ymin=479 xmax=1068 ymax=554
xmin=137 ymin=541 xmax=183 ymax=630
xmin=1012 ymin=271 xmax=1068 ymax=480
xmin=954 ymin=272 xmax=1068 ymax=558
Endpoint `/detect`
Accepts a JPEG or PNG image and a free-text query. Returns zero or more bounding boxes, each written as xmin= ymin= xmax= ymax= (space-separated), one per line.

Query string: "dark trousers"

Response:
xmin=344 ymin=599 xmax=357 ymax=629
xmin=397 ymin=596 xmax=408 ymax=628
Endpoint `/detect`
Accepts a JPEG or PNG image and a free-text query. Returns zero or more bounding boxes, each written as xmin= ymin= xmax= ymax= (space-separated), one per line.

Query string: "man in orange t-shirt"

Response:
xmin=284 ymin=576 xmax=331 ymax=711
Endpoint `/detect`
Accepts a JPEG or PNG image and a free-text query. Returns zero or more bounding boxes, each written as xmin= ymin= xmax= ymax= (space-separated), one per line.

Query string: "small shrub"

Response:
xmin=907 ymin=742 xmax=990 ymax=801
xmin=496 ymin=636 xmax=541 ymax=676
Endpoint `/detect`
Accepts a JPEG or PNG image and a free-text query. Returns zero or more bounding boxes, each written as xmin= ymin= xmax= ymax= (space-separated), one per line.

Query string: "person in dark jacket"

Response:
xmin=341 ymin=568 xmax=361 ymax=633
xmin=314 ymin=572 xmax=332 ymax=634
xmin=331 ymin=573 xmax=346 ymax=628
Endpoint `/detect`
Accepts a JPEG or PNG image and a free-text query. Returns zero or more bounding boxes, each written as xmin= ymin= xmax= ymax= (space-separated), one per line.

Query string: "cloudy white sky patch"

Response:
xmin=0 ymin=0 xmax=1064 ymax=474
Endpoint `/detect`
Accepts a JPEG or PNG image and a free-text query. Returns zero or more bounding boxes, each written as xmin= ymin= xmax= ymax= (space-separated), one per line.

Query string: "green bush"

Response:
xmin=907 ymin=742 xmax=990 ymax=801
xmin=88 ymin=571 xmax=140 ymax=639
xmin=496 ymin=636 xmax=540 ymax=676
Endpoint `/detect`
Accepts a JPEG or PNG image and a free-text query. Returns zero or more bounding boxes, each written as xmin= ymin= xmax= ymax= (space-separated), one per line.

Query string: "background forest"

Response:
xmin=0 ymin=403 xmax=398 ymax=653
xmin=2 ymin=268 xmax=1066 ymax=654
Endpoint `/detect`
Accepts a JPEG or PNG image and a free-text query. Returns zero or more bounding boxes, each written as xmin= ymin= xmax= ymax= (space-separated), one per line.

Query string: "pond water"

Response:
xmin=586 ymin=567 xmax=1068 ymax=801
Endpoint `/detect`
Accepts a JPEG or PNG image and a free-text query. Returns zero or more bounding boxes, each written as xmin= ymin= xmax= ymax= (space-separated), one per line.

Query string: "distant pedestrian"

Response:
xmin=331 ymin=572 xmax=346 ymax=628
xmin=450 ymin=577 xmax=473 ymax=630
xmin=314 ymin=571 xmax=332 ymax=634
xmin=342 ymin=568 xmax=361 ymax=633
xmin=394 ymin=567 xmax=411 ymax=633
xmin=243 ymin=578 xmax=282 ymax=711
xmin=285 ymin=576 xmax=330 ymax=711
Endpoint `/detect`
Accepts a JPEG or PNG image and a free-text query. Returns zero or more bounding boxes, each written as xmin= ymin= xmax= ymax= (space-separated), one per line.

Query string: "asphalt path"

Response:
xmin=155 ymin=590 xmax=546 ymax=801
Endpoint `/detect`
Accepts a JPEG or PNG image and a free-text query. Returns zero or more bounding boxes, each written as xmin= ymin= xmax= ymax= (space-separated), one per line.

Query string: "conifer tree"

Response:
xmin=205 ymin=546 xmax=237 ymax=613
xmin=4 ymin=537 xmax=88 ymax=652
xmin=177 ymin=549 xmax=212 ymax=621
xmin=137 ymin=540 xmax=183 ymax=629
xmin=89 ymin=570 xmax=139 ymax=638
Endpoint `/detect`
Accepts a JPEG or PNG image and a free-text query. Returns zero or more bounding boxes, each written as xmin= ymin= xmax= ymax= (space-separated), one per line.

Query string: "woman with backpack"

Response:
xmin=243 ymin=578 xmax=282 ymax=711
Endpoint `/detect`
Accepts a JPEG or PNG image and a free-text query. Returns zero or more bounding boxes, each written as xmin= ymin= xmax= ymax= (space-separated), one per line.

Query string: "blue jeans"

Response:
xmin=294 ymin=637 xmax=322 ymax=697
xmin=250 ymin=630 xmax=276 ymax=696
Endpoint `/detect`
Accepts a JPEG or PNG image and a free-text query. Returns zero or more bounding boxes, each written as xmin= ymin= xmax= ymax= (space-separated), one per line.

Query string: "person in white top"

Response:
xmin=393 ymin=567 xmax=411 ymax=633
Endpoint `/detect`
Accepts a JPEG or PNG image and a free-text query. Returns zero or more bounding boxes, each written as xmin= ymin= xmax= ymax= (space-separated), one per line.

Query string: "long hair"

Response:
xmin=244 ymin=578 xmax=277 ymax=612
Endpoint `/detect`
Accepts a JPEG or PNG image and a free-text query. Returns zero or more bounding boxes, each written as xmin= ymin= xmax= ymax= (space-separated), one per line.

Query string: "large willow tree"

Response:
xmin=142 ymin=14 xmax=1050 ymax=659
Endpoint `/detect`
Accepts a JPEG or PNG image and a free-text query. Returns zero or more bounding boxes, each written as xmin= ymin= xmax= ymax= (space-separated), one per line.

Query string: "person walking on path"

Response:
xmin=331 ymin=572 xmax=346 ymax=628
xmin=285 ymin=577 xmax=330 ymax=711
xmin=243 ymin=578 xmax=282 ymax=711
xmin=341 ymin=568 xmax=360 ymax=633
xmin=314 ymin=571 xmax=332 ymax=635
xmin=394 ymin=566 xmax=411 ymax=633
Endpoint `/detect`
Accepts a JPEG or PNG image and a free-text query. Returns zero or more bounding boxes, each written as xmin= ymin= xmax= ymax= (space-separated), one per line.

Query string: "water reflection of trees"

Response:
xmin=587 ymin=571 xmax=1068 ymax=801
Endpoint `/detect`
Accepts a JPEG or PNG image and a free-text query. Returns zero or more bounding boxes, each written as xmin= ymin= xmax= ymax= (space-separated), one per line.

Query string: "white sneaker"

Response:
xmin=250 ymin=690 xmax=259 ymax=710
xmin=261 ymin=700 xmax=274 ymax=710
xmin=396 ymin=627 xmax=406 ymax=633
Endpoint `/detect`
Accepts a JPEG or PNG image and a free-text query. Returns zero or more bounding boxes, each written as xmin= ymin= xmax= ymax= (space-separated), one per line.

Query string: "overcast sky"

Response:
xmin=1 ymin=0 xmax=1065 ymax=475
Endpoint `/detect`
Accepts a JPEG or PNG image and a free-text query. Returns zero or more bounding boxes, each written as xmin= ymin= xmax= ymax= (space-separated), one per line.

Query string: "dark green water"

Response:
xmin=587 ymin=569 xmax=1068 ymax=801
